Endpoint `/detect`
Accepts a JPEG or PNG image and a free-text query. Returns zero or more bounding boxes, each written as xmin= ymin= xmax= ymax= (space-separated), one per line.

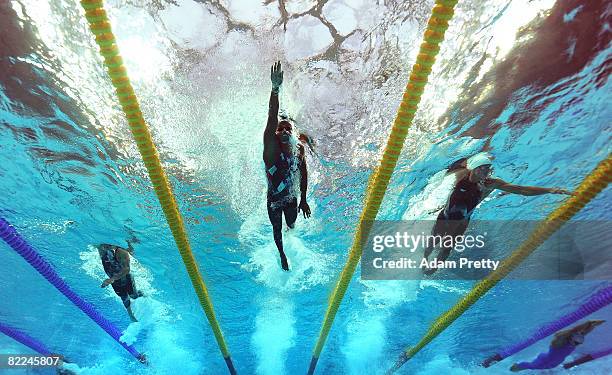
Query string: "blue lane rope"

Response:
xmin=0 ymin=216 xmax=144 ymax=362
xmin=482 ymin=285 xmax=612 ymax=367
xmin=498 ymin=286 xmax=612 ymax=359
xmin=0 ymin=321 xmax=52 ymax=355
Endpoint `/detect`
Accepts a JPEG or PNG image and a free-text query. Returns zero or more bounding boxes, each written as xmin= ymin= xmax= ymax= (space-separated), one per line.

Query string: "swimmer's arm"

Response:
xmin=572 ymin=320 xmax=605 ymax=335
xmin=264 ymin=63 xmax=282 ymax=154
xmin=299 ymin=146 xmax=307 ymax=201
xmin=552 ymin=326 xmax=579 ymax=348
xmin=426 ymin=205 xmax=445 ymax=215
xmin=551 ymin=331 xmax=571 ymax=348
xmin=264 ymin=88 xmax=279 ymax=151
xmin=265 ymin=88 xmax=279 ymax=136
xmin=298 ymin=146 xmax=311 ymax=218
xmin=550 ymin=335 xmax=569 ymax=349
xmin=487 ymin=178 xmax=572 ymax=196
xmin=126 ymin=240 xmax=135 ymax=253
xmin=551 ymin=320 xmax=602 ymax=347
xmin=263 ymin=88 xmax=280 ymax=165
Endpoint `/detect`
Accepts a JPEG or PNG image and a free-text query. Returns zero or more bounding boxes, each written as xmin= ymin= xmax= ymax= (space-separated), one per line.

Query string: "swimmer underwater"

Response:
xmin=424 ymin=152 xmax=573 ymax=274
xmin=263 ymin=61 xmax=315 ymax=271
xmin=97 ymin=239 xmax=144 ymax=322
xmin=501 ymin=320 xmax=604 ymax=371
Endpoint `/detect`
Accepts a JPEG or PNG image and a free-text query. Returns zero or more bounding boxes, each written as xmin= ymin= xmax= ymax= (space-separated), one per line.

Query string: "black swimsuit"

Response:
xmin=441 ymin=176 xmax=484 ymax=220
xmin=100 ymin=245 xmax=140 ymax=308
xmin=265 ymin=151 xmax=300 ymax=228
xmin=428 ymin=176 xmax=486 ymax=262
xmin=266 ymin=151 xmax=300 ymax=201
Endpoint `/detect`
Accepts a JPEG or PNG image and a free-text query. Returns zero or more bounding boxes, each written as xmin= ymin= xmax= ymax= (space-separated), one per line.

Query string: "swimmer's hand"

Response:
xmin=584 ymin=319 xmax=605 ymax=331
xmin=271 ymin=61 xmax=283 ymax=92
xmin=299 ymin=200 xmax=311 ymax=218
xmin=101 ymin=278 xmax=114 ymax=288
xmin=138 ymin=354 xmax=148 ymax=365
xmin=127 ymin=236 xmax=140 ymax=244
xmin=550 ymin=188 xmax=573 ymax=195
xmin=510 ymin=364 xmax=524 ymax=372
xmin=426 ymin=205 xmax=445 ymax=215
xmin=482 ymin=354 xmax=502 ymax=367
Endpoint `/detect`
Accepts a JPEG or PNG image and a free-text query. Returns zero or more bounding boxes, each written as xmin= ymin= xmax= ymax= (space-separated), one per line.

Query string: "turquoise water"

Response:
xmin=1 ymin=0 xmax=611 ymax=374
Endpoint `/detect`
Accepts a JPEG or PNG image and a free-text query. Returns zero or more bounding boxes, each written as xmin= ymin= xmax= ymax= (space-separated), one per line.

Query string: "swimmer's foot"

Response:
xmin=423 ymin=266 xmax=437 ymax=276
xmin=128 ymin=311 xmax=138 ymax=322
xmin=510 ymin=364 xmax=524 ymax=372
xmin=280 ymin=253 xmax=290 ymax=271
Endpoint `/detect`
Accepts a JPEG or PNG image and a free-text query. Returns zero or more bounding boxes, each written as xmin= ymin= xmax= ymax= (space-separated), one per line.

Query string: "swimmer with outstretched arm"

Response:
xmin=507 ymin=320 xmax=605 ymax=371
xmin=424 ymin=152 xmax=573 ymax=274
xmin=263 ymin=61 xmax=314 ymax=271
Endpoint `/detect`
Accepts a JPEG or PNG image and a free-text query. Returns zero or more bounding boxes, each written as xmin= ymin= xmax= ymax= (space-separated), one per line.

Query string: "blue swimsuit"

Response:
xmin=517 ymin=342 xmax=576 ymax=370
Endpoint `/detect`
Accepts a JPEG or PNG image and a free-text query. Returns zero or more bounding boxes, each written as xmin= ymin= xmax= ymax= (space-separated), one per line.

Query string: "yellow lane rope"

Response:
xmin=387 ymin=154 xmax=611 ymax=374
xmin=79 ymin=1 xmax=236 ymax=373
xmin=307 ymin=1 xmax=460 ymax=373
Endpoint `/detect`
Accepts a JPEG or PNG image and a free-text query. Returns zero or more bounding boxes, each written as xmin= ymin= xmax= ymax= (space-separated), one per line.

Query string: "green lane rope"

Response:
xmin=78 ymin=1 xmax=236 ymax=373
xmin=307 ymin=1 xmax=460 ymax=374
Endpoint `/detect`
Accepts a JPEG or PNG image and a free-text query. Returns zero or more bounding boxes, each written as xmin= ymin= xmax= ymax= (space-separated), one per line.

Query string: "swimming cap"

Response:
xmin=467 ymin=152 xmax=493 ymax=170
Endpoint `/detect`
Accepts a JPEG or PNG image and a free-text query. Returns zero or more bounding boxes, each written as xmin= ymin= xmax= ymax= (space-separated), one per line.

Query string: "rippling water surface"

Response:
xmin=0 ymin=0 xmax=610 ymax=374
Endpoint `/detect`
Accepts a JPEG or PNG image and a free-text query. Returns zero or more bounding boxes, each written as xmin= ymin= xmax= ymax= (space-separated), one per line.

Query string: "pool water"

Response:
xmin=0 ymin=0 xmax=610 ymax=374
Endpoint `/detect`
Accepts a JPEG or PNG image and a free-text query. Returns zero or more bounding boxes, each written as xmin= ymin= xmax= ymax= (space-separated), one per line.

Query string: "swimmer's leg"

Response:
xmin=435 ymin=218 xmax=469 ymax=263
xmin=424 ymin=250 xmax=450 ymax=275
xmin=425 ymin=217 xmax=468 ymax=275
xmin=511 ymin=348 xmax=566 ymax=371
xmin=268 ymin=199 xmax=289 ymax=271
xmin=284 ymin=198 xmax=298 ymax=229
xmin=426 ymin=211 xmax=450 ymax=259
xmin=126 ymin=274 xmax=144 ymax=299
xmin=111 ymin=280 xmax=138 ymax=321
xmin=424 ymin=245 xmax=434 ymax=260
xmin=424 ymin=212 xmax=449 ymax=270
xmin=122 ymin=295 xmax=138 ymax=322
xmin=437 ymin=247 xmax=452 ymax=263
xmin=126 ymin=305 xmax=137 ymax=322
